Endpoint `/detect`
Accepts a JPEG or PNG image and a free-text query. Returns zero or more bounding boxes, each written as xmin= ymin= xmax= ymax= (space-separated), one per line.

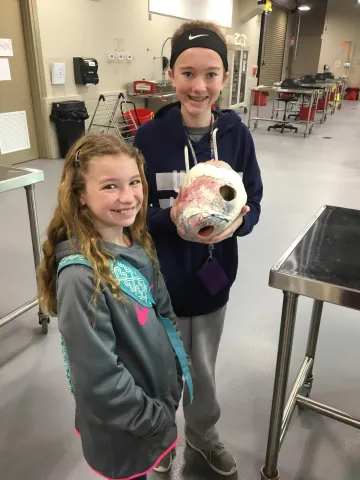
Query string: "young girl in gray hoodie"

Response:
xmin=38 ymin=133 xmax=192 ymax=480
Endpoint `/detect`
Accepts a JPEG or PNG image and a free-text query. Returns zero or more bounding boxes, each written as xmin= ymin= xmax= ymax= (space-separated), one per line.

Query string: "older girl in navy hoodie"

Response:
xmin=134 ymin=20 xmax=263 ymax=476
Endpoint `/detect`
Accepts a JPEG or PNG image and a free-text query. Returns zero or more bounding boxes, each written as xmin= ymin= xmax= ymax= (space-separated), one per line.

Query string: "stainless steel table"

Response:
xmin=300 ymin=82 xmax=334 ymax=123
xmin=127 ymin=89 xmax=177 ymax=109
xmin=248 ymin=86 xmax=320 ymax=138
xmin=261 ymin=205 xmax=360 ymax=480
xmin=0 ymin=165 xmax=50 ymax=334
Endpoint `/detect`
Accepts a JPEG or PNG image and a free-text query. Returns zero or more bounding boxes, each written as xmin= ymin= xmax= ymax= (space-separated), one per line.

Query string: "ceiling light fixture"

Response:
xmin=299 ymin=5 xmax=311 ymax=10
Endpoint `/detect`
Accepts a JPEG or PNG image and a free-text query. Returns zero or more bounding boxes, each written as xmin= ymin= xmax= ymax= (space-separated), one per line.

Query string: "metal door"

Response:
xmin=0 ymin=0 xmax=39 ymax=165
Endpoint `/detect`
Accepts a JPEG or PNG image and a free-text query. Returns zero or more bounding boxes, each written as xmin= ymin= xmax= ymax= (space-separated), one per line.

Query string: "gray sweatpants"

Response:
xmin=177 ymin=305 xmax=227 ymax=449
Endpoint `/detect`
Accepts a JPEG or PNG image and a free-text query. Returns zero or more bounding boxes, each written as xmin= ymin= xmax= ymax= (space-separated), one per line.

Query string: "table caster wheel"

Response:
xmin=243 ymin=107 xmax=248 ymax=114
xmin=254 ymin=122 xmax=258 ymax=129
xmin=39 ymin=315 xmax=50 ymax=334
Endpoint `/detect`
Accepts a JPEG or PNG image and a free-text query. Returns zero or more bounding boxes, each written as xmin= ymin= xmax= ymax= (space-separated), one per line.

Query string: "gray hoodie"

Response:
xmin=56 ymin=240 xmax=182 ymax=480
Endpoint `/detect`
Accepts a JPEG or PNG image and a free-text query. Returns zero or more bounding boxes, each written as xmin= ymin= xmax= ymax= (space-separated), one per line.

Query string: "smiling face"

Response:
xmin=80 ymin=154 xmax=143 ymax=237
xmin=169 ymin=47 xmax=229 ymax=124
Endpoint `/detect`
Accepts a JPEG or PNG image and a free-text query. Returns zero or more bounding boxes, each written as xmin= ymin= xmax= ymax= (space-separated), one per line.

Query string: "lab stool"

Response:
xmin=268 ymin=96 xmax=298 ymax=134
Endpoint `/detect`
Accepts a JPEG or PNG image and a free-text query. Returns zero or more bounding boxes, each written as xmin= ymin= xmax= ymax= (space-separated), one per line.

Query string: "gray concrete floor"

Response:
xmin=1 ymin=102 xmax=360 ymax=480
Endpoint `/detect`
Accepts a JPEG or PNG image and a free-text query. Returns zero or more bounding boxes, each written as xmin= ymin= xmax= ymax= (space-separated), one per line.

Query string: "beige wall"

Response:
xmin=292 ymin=0 xmax=328 ymax=77
xmin=319 ymin=1 xmax=360 ymax=85
xmin=37 ymin=0 xmax=186 ymax=157
xmin=35 ymin=0 xmax=260 ymax=158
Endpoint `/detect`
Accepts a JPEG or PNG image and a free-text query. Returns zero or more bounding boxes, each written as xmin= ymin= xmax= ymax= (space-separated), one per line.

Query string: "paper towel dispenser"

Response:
xmin=73 ymin=57 xmax=99 ymax=85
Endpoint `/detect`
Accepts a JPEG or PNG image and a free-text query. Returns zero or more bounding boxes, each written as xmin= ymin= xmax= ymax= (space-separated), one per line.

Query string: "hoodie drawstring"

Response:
xmin=184 ymin=126 xmax=218 ymax=173
xmin=212 ymin=127 xmax=219 ymax=161
xmin=184 ymin=145 xmax=190 ymax=173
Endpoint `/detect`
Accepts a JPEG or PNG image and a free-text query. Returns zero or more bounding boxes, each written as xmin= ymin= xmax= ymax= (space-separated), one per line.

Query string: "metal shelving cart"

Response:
xmin=88 ymin=93 xmax=138 ymax=143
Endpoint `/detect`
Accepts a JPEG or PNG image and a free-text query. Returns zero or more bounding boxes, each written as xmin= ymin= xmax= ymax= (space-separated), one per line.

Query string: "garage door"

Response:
xmin=259 ymin=4 xmax=288 ymax=86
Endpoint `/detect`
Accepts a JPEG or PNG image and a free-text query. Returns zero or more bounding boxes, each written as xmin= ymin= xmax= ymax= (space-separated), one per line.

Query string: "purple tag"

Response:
xmin=196 ymin=257 xmax=229 ymax=296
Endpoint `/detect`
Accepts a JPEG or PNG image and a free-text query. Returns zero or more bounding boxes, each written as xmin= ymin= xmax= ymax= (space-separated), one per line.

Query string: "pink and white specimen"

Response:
xmin=176 ymin=160 xmax=247 ymax=241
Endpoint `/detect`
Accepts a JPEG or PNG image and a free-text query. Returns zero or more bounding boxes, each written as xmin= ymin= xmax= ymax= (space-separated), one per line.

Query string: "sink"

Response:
xmin=154 ymin=80 xmax=176 ymax=94
xmin=126 ymin=80 xmax=176 ymax=97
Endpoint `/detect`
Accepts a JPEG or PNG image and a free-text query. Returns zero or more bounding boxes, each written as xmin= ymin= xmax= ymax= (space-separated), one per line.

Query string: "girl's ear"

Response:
xmin=168 ymin=69 xmax=176 ymax=87
xmin=79 ymin=192 xmax=86 ymax=206
xmin=222 ymin=71 xmax=230 ymax=89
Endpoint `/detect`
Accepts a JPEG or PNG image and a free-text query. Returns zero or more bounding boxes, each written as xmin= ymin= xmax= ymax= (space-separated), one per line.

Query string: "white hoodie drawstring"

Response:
xmin=184 ymin=145 xmax=190 ymax=173
xmin=184 ymin=125 xmax=219 ymax=173
xmin=212 ymin=127 xmax=219 ymax=161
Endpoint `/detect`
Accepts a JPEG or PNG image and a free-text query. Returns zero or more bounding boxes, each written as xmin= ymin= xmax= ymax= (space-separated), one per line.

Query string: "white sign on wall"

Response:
xmin=0 ymin=39 xmax=13 ymax=57
xmin=0 ymin=58 xmax=11 ymax=81
xmin=149 ymin=0 xmax=233 ymax=28
xmin=0 ymin=111 xmax=30 ymax=154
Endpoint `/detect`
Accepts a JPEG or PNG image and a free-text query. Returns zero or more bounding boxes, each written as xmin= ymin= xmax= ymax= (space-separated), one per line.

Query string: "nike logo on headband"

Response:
xmin=189 ymin=34 xmax=209 ymax=40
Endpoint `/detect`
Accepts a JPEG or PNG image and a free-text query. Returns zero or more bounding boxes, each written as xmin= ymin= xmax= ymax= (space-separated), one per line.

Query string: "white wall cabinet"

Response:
xmin=218 ymin=46 xmax=250 ymax=111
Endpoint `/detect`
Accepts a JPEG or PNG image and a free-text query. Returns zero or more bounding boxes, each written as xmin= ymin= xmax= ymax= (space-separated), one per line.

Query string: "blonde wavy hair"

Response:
xmin=37 ymin=133 xmax=158 ymax=316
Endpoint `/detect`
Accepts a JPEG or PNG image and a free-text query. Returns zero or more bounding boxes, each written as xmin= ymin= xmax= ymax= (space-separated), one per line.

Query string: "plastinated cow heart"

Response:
xmin=176 ymin=160 xmax=247 ymax=241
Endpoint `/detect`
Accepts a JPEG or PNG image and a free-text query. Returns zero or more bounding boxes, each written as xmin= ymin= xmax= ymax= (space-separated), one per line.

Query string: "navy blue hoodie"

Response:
xmin=134 ymin=102 xmax=263 ymax=317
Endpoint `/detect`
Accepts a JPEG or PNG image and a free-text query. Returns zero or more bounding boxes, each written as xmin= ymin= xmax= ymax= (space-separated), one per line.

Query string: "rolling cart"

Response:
xmin=0 ymin=165 xmax=50 ymax=334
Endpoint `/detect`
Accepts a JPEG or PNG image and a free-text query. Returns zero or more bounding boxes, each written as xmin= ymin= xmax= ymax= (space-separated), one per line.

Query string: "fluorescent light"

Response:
xmin=299 ymin=5 xmax=311 ymax=10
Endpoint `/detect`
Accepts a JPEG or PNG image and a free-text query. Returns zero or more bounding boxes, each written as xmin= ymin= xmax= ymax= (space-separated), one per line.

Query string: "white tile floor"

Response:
xmin=1 ymin=101 xmax=360 ymax=480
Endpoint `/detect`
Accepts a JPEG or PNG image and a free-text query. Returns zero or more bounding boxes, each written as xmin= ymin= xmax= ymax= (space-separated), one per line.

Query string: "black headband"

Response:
xmin=170 ymin=28 xmax=228 ymax=72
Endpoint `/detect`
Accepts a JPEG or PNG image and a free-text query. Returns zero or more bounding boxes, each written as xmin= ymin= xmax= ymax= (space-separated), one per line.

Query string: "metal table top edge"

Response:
xmin=0 ymin=166 xmax=44 ymax=194
xmin=269 ymin=205 xmax=360 ymax=311
xmin=251 ymin=86 xmax=321 ymax=95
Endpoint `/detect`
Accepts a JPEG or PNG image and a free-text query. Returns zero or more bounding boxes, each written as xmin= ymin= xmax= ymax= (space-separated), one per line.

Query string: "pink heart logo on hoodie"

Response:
xmin=136 ymin=303 xmax=148 ymax=326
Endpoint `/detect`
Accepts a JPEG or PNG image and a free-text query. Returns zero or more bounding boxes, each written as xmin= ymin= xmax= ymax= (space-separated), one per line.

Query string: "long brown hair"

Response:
xmin=37 ymin=133 xmax=158 ymax=316
xmin=171 ymin=20 xmax=226 ymax=48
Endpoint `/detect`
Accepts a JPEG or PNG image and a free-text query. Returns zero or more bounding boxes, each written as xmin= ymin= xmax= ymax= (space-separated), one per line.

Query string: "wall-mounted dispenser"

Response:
xmin=73 ymin=57 xmax=99 ymax=85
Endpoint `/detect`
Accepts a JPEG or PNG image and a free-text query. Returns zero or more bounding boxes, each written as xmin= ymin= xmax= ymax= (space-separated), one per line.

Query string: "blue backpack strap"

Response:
xmin=57 ymin=254 xmax=93 ymax=400
xmin=110 ymin=258 xmax=155 ymax=308
xmin=111 ymin=259 xmax=193 ymax=402
xmin=57 ymin=253 xmax=92 ymax=276
xmin=158 ymin=315 xmax=194 ymax=403
xmin=57 ymin=254 xmax=193 ymax=403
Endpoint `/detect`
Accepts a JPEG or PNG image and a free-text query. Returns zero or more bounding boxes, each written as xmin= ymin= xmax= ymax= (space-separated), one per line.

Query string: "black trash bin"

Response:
xmin=50 ymin=100 xmax=89 ymax=158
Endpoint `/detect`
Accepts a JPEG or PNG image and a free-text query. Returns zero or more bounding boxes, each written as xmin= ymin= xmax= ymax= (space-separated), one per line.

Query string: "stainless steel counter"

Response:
xmin=261 ymin=205 xmax=360 ymax=480
xmin=270 ymin=205 xmax=360 ymax=310
xmin=0 ymin=165 xmax=50 ymax=333
xmin=0 ymin=165 xmax=44 ymax=193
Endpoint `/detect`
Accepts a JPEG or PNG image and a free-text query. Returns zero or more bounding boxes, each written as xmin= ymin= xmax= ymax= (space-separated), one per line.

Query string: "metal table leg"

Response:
xmin=304 ymin=92 xmax=314 ymax=138
xmin=261 ymin=292 xmax=299 ymax=480
xmin=255 ymin=89 xmax=261 ymax=129
xmin=248 ymin=89 xmax=253 ymax=129
xmin=25 ymin=184 xmax=50 ymax=334
xmin=302 ymin=300 xmax=323 ymax=396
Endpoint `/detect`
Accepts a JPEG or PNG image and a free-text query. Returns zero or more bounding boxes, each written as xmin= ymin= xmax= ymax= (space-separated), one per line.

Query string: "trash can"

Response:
xmin=50 ymin=100 xmax=89 ymax=158
xmin=345 ymin=87 xmax=360 ymax=101
xmin=254 ymin=91 xmax=267 ymax=106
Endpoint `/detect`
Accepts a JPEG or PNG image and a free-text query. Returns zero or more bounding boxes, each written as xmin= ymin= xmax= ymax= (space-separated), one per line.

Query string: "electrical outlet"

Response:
xmin=122 ymin=52 xmax=133 ymax=63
